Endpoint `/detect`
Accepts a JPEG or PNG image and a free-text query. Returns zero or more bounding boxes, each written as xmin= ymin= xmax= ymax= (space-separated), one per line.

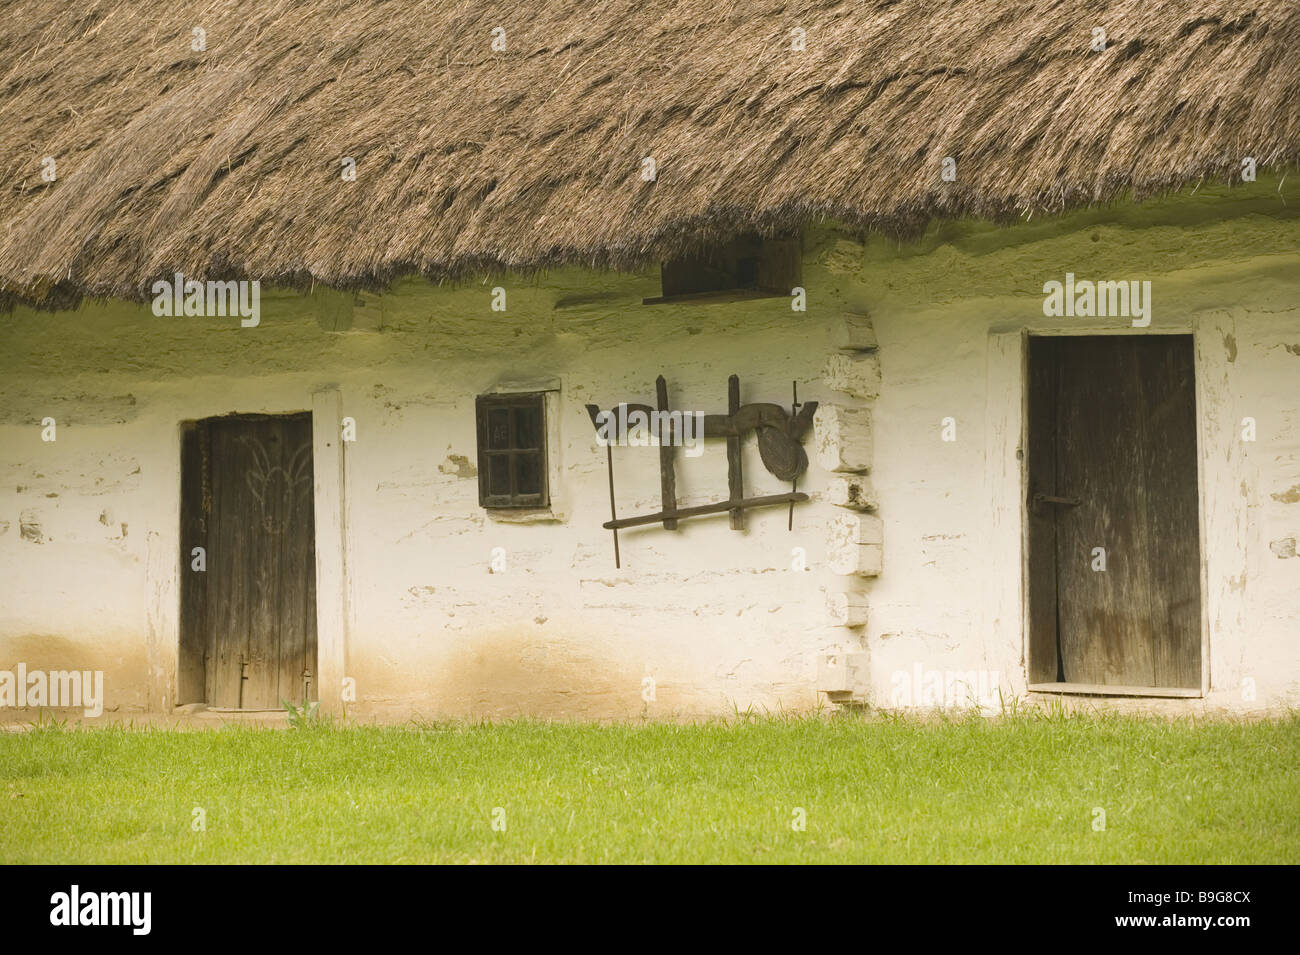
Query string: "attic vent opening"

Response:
xmin=644 ymin=232 xmax=801 ymax=305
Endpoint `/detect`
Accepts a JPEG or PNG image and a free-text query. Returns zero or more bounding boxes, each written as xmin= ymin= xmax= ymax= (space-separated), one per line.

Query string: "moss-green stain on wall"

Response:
xmin=1 ymin=176 xmax=1295 ymax=405
xmin=815 ymin=176 xmax=1299 ymax=311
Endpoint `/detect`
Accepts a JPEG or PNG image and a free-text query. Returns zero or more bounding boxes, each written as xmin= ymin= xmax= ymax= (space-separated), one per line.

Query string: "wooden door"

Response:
xmin=1027 ymin=336 xmax=1201 ymax=690
xmin=180 ymin=413 xmax=317 ymax=708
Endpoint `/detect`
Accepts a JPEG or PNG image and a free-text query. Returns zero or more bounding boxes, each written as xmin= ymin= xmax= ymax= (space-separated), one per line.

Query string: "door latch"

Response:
xmin=1032 ymin=493 xmax=1082 ymax=507
xmin=238 ymin=656 xmax=249 ymax=710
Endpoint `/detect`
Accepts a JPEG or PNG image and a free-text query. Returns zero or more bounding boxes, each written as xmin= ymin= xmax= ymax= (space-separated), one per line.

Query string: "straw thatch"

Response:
xmin=1 ymin=0 xmax=1297 ymax=305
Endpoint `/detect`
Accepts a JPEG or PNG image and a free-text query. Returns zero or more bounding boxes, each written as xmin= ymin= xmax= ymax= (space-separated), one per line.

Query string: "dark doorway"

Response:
xmin=1026 ymin=335 xmax=1202 ymax=692
xmin=179 ymin=413 xmax=317 ymax=709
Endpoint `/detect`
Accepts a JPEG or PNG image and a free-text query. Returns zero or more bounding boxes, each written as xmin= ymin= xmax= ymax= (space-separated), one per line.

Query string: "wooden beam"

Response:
xmin=642 ymin=288 xmax=785 ymax=306
xmin=727 ymin=374 xmax=744 ymax=529
xmin=602 ymin=492 xmax=807 ymax=530
xmin=656 ymin=375 xmax=678 ymax=530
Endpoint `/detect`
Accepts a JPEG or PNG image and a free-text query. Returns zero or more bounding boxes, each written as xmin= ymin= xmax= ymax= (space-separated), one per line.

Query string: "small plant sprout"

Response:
xmin=282 ymin=699 xmax=329 ymax=729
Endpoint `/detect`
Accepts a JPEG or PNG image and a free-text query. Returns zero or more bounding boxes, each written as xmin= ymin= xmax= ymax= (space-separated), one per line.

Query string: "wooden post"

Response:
xmin=605 ymin=444 xmax=621 ymax=568
xmin=656 ymin=375 xmax=678 ymax=530
xmin=789 ymin=380 xmax=799 ymax=531
xmin=311 ymin=388 xmax=348 ymax=715
xmin=727 ymin=374 xmax=744 ymax=530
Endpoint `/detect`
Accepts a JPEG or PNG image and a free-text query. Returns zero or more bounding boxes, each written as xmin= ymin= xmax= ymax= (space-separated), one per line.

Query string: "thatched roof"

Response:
xmin=1 ymin=0 xmax=1297 ymax=306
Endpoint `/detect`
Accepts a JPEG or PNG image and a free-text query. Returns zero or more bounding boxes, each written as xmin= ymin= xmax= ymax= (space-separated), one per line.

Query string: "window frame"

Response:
xmin=643 ymin=232 xmax=802 ymax=305
xmin=475 ymin=392 xmax=549 ymax=509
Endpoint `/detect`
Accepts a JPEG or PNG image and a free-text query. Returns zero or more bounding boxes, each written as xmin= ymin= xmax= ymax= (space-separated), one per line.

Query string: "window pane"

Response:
xmin=477 ymin=394 xmax=549 ymax=508
xmin=488 ymin=454 xmax=511 ymax=496
xmin=487 ymin=407 xmax=510 ymax=449
xmin=514 ymin=404 xmax=541 ymax=449
xmin=516 ymin=453 xmax=541 ymax=495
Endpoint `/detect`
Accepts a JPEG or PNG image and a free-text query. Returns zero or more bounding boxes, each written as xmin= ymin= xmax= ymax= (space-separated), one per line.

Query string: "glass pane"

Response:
xmin=487 ymin=407 xmax=510 ymax=449
xmin=514 ymin=404 xmax=541 ymax=449
xmin=516 ymin=453 xmax=541 ymax=495
xmin=488 ymin=454 xmax=511 ymax=496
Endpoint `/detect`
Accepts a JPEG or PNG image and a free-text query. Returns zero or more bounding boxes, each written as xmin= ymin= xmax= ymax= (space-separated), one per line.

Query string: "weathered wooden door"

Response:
xmin=180 ymin=413 xmax=317 ymax=708
xmin=1027 ymin=336 xmax=1201 ymax=691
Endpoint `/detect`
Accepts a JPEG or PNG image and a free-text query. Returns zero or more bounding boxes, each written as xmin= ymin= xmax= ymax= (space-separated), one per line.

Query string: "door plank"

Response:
xmin=1051 ymin=336 xmax=1201 ymax=689
xmin=274 ymin=416 xmax=316 ymax=704
xmin=178 ymin=422 xmax=208 ymax=704
xmin=242 ymin=417 xmax=284 ymax=709
xmin=1026 ymin=337 xmax=1062 ymax=683
xmin=1137 ymin=340 xmax=1201 ymax=688
xmin=206 ymin=420 xmax=247 ymax=707
xmin=195 ymin=414 xmax=317 ymax=708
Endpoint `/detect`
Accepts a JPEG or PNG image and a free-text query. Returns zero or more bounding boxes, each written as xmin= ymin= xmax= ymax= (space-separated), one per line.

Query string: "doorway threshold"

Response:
xmin=1028 ymin=682 xmax=1202 ymax=699
xmin=174 ymin=704 xmax=290 ymax=721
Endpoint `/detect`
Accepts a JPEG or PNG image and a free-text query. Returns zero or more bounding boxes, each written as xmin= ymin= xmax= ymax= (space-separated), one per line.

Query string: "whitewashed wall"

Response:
xmin=1 ymin=182 xmax=1297 ymax=718
xmin=848 ymin=188 xmax=1300 ymax=712
xmin=0 ymin=277 xmax=848 ymax=718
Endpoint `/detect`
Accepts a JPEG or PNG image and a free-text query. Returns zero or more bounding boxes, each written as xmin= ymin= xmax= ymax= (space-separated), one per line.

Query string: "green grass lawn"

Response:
xmin=2 ymin=711 xmax=1297 ymax=863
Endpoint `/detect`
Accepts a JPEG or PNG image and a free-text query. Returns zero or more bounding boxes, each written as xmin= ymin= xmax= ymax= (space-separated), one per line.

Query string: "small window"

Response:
xmin=645 ymin=232 xmax=801 ymax=304
xmin=476 ymin=393 xmax=548 ymax=508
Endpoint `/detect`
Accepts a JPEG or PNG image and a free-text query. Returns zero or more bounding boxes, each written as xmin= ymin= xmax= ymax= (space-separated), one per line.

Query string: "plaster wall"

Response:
xmin=1 ymin=180 xmax=1296 ymax=717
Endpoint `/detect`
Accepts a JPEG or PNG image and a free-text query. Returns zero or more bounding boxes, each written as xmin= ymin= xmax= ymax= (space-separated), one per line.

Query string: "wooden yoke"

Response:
xmin=585 ymin=373 xmax=818 ymax=566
